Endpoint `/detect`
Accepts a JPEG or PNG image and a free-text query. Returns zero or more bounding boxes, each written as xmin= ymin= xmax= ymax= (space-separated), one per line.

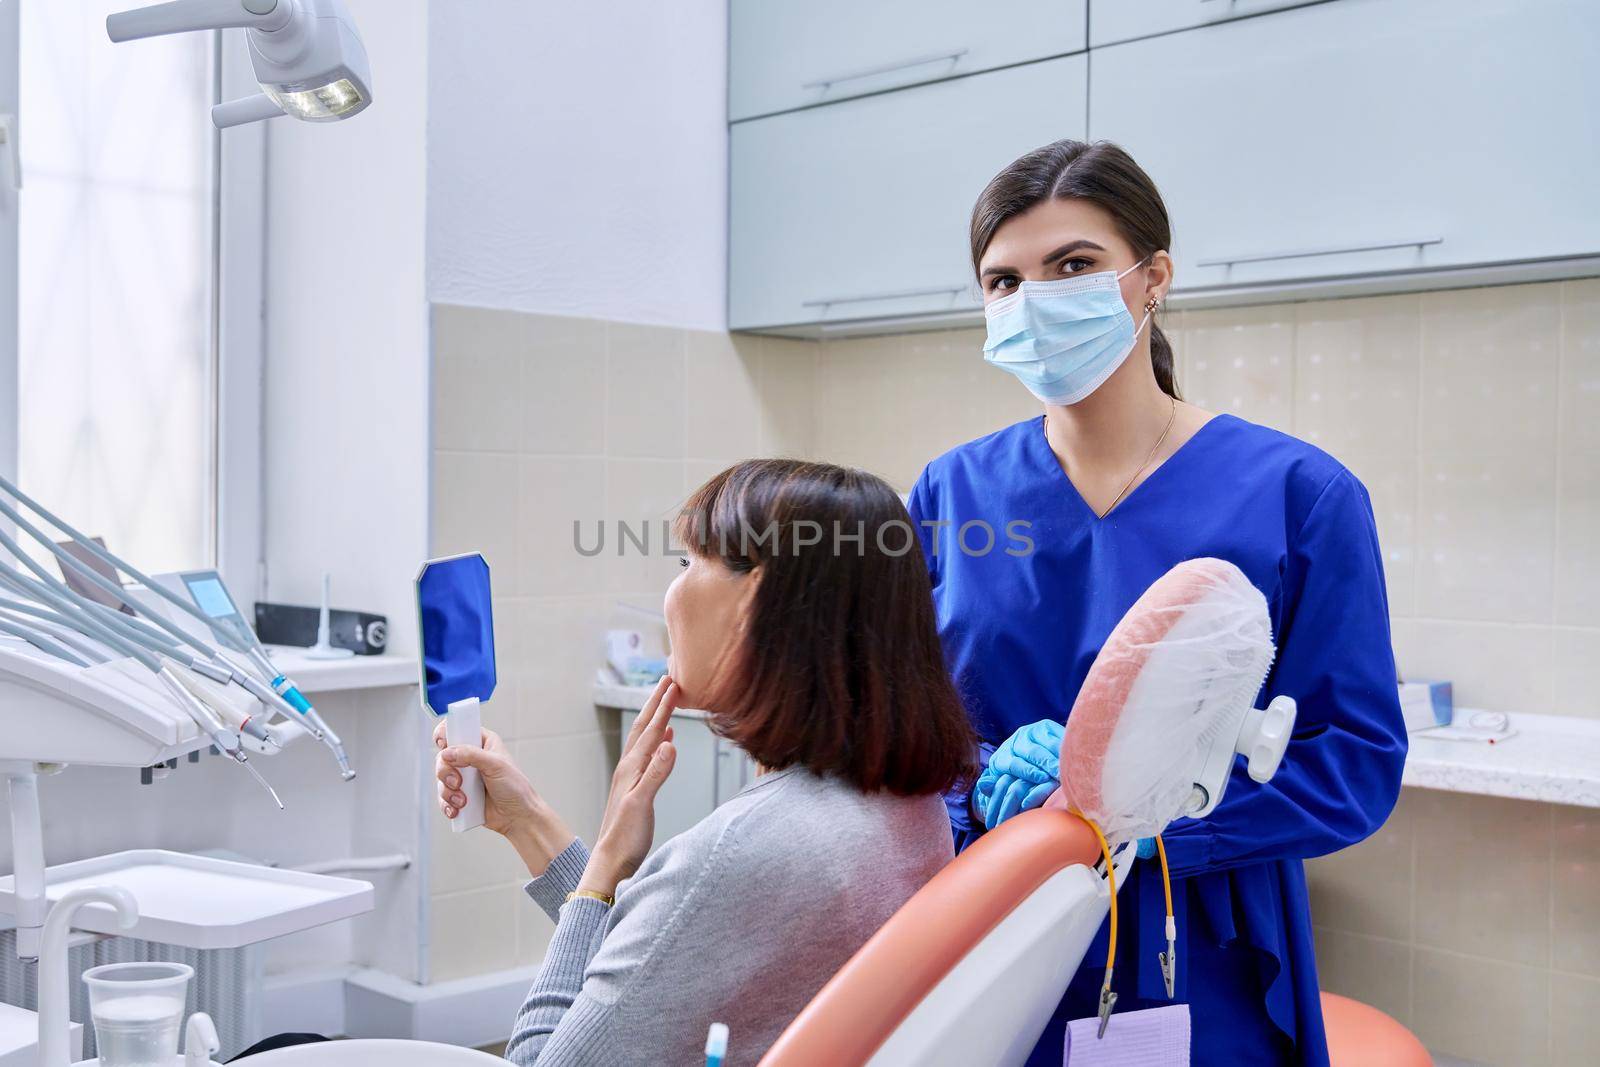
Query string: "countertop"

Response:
xmin=1401 ymin=710 xmax=1600 ymax=809
xmin=592 ymin=682 xmax=708 ymax=719
xmin=593 ymin=684 xmax=1600 ymax=809
xmin=266 ymin=647 xmax=419 ymax=694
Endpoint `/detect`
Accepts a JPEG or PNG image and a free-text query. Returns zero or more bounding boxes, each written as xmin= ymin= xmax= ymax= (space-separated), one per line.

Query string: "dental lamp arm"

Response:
xmin=106 ymin=0 xmax=291 ymax=43
xmin=1158 ymin=471 xmax=1407 ymax=877
xmin=213 ymin=94 xmax=286 ymax=127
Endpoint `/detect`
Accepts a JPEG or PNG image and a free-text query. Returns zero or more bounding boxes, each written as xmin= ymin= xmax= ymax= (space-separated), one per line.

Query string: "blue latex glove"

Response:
xmin=1136 ymin=837 xmax=1157 ymax=860
xmin=974 ymin=719 xmax=1064 ymax=830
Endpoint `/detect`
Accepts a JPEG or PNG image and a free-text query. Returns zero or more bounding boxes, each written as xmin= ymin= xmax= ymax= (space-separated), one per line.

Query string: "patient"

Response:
xmin=434 ymin=459 xmax=975 ymax=1066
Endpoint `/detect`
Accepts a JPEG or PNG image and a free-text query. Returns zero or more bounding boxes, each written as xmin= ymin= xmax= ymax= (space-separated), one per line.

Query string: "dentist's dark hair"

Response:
xmin=970 ymin=139 xmax=1181 ymax=399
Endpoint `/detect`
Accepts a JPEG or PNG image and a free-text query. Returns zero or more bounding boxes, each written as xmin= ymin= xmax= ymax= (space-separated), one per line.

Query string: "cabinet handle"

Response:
xmin=1196 ymin=237 xmax=1443 ymax=269
xmin=803 ymin=285 xmax=968 ymax=309
xmin=802 ymin=49 xmax=970 ymax=92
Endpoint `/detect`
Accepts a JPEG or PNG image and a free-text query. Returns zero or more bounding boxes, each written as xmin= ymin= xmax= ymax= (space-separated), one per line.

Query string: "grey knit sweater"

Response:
xmin=503 ymin=765 xmax=953 ymax=1067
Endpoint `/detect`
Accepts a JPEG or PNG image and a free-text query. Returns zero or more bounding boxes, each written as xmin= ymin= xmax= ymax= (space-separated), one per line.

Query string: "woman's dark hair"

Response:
xmin=674 ymin=459 xmax=975 ymax=796
xmin=970 ymin=139 xmax=1181 ymax=399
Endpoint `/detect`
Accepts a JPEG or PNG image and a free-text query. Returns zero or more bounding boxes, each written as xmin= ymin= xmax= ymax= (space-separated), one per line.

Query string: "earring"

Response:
xmin=1144 ymin=296 xmax=1161 ymax=313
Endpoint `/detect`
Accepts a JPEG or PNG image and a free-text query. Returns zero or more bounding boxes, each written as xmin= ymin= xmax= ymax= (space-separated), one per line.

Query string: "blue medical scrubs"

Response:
xmin=908 ymin=414 xmax=1407 ymax=1067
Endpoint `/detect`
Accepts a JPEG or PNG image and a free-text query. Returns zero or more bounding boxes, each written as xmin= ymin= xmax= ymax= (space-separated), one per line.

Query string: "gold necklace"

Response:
xmin=1097 ymin=396 xmax=1178 ymax=518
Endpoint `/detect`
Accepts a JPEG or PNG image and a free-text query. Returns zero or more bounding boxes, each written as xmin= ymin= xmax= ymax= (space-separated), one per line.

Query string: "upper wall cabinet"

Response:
xmin=1090 ymin=0 xmax=1600 ymax=297
xmin=1089 ymin=0 xmax=1320 ymax=48
xmin=730 ymin=56 xmax=1087 ymax=332
xmin=728 ymin=0 xmax=1087 ymax=122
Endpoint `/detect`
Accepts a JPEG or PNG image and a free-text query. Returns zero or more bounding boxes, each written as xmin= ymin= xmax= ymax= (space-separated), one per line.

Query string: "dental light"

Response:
xmin=1043 ymin=557 xmax=1297 ymax=1034
xmin=105 ymin=0 xmax=372 ymax=129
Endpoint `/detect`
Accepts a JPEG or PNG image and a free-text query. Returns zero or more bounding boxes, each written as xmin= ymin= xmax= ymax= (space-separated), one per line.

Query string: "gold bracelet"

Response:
xmin=566 ymin=888 xmax=614 ymax=907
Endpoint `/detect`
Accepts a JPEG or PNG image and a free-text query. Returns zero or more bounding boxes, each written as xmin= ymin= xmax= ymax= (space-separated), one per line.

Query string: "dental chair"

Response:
xmin=759 ymin=806 xmax=1118 ymax=1067
xmin=762 ymin=558 xmax=1293 ymax=1067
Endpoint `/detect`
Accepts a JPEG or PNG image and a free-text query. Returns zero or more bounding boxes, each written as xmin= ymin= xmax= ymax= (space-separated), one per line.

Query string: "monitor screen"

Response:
xmin=185 ymin=575 xmax=236 ymax=620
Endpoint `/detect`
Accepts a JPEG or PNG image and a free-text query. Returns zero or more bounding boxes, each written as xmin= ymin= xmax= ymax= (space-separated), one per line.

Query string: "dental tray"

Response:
xmin=0 ymin=849 xmax=374 ymax=949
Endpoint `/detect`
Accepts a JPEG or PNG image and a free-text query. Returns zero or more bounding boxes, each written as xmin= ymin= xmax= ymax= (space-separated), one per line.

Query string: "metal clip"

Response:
xmin=1160 ymin=942 xmax=1177 ymax=999
xmin=1097 ymin=983 xmax=1118 ymax=1039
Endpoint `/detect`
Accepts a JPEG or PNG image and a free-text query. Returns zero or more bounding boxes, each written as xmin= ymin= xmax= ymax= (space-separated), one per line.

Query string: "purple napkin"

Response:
xmin=1064 ymin=1004 xmax=1190 ymax=1066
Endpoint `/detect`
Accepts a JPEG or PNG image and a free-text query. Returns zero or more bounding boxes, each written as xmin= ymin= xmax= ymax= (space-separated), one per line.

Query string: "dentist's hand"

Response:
xmin=975 ymin=719 xmax=1064 ymax=830
xmin=579 ymin=677 xmax=679 ymax=899
xmin=436 ymin=723 xmax=576 ymax=878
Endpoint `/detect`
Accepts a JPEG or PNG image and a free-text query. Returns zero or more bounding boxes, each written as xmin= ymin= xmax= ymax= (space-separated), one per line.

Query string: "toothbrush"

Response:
xmin=705 ymin=1022 xmax=729 ymax=1067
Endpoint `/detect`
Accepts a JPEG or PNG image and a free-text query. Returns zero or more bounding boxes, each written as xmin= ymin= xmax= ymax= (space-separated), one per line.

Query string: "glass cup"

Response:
xmin=82 ymin=962 xmax=193 ymax=1067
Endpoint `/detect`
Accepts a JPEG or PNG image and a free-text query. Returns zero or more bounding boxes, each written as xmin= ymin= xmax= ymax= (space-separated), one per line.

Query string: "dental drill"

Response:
xmin=0 ymin=548 xmax=283 ymax=808
xmin=0 ymin=474 xmax=355 ymax=779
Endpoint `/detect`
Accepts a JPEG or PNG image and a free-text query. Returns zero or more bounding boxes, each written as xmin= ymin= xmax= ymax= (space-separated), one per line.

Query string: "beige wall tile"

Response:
xmin=1312 ymin=929 xmax=1412 ymax=1026
xmin=815 ymin=335 xmax=903 ymax=476
xmin=1550 ymin=973 xmax=1600 ymax=1066
xmin=683 ymin=459 xmax=728 ymax=495
xmin=1294 ymin=294 xmax=1421 ymax=459
xmin=757 ymin=337 xmax=818 ymax=458
xmin=606 ymin=323 xmax=686 ymax=460
xmin=1341 ymin=452 xmax=1419 ymax=617
xmin=1413 ymin=791 xmax=1551 ymax=967
xmin=1552 ymin=627 xmax=1600 ymax=720
xmin=429 ymin=797 xmax=527 ymax=896
xmin=1419 ymin=283 xmax=1560 ymax=457
xmin=1556 ymin=447 xmax=1600 ymax=626
xmin=1552 ymin=806 xmax=1600 ymax=978
xmin=1412 ymin=948 xmax=1550 ymax=1067
xmin=481 ymin=595 xmax=522 ymax=740
xmin=514 ymin=732 xmax=610 ymax=844
xmin=605 ymin=458 xmax=688 ymax=597
xmin=433 ymin=304 xmax=525 ymax=454
xmin=812 ymin=327 xmax=1038 ymax=492
xmin=1389 ymin=619 xmax=1556 ymax=713
xmin=429 ymin=886 xmax=520 ymax=982
xmin=685 ymin=331 xmax=763 ymax=466
xmin=516 ymin=597 xmax=613 ymax=740
xmin=1559 ymin=279 xmax=1600 ymax=458
xmin=517 ymin=455 xmax=606 ymax=598
xmin=1416 ymin=453 xmax=1555 ymax=624
xmin=1180 ymin=305 xmax=1295 ymax=431
xmin=520 ymin=313 xmax=606 ymax=456
xmin=432 ymin=451 xmax=518 ymax=581
xmin=1307 ymin=790 xmax=1415 ymax=942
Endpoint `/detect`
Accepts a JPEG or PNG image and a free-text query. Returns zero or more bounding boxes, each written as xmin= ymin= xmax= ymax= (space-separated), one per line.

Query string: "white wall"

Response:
xmin=262 ymin=0 xmax=431 ymax=652
xmin=426 ymin=1 xmax=729 ymax=331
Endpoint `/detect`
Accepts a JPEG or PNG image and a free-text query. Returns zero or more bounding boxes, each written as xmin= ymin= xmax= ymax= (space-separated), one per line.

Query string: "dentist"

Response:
xmin=908 ymin=141 xmax=1406 ymax=1066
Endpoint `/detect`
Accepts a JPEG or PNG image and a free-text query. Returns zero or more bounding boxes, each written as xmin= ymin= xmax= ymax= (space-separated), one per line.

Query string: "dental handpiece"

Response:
xmin=0 ymin=481 xmax=354 ymax=778
xmin=0 ymin=480 xmax=354 ymax=779
xmin=240 ymin=645 xmax=354 ymax=779
xmin=0 ymin=558 xmax=280 ymax=804
xmin=0 ymin=569 xmax=274 ymax=744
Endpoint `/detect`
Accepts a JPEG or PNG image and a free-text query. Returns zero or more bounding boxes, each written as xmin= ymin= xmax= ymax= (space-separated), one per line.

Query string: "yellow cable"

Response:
xmin=1075 ymin=812 xmax=1117 ymax=989
xmin=1156 ymin=833 xmax=1177 ymax=1000
xmin=1155 ymin=834 xmax=1173 ymax=919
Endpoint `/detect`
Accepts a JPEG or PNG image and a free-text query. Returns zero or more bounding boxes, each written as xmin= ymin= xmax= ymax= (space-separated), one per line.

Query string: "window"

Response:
xmin=17 ymin=0 xmax=216 ymax=573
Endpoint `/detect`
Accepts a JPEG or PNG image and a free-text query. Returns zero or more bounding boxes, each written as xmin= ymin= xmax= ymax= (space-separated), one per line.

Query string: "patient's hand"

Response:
xmin=435 ymin=723 xmax=576 ymax=877
xmin=578 ymin=677 xmax=680 ymax=898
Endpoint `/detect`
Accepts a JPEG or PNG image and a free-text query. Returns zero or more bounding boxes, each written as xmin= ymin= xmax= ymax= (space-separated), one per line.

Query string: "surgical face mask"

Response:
xmin=982 ymin=259 xmax=1153 ymax=406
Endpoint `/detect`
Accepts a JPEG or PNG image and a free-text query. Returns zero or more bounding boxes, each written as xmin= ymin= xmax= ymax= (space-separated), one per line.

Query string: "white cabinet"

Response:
xmin=730 ymin=56 xmax=1088 ymax=332
xmin=1089 ymin=0 xmax=1600 ymax=297
xmin=620 ymin=710 xmax=757 ymax=856
xmin=730 ymin=0 xmax=1086 ymax=122
xmin=1089 ymin=0 xmax=1320 ymax=48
